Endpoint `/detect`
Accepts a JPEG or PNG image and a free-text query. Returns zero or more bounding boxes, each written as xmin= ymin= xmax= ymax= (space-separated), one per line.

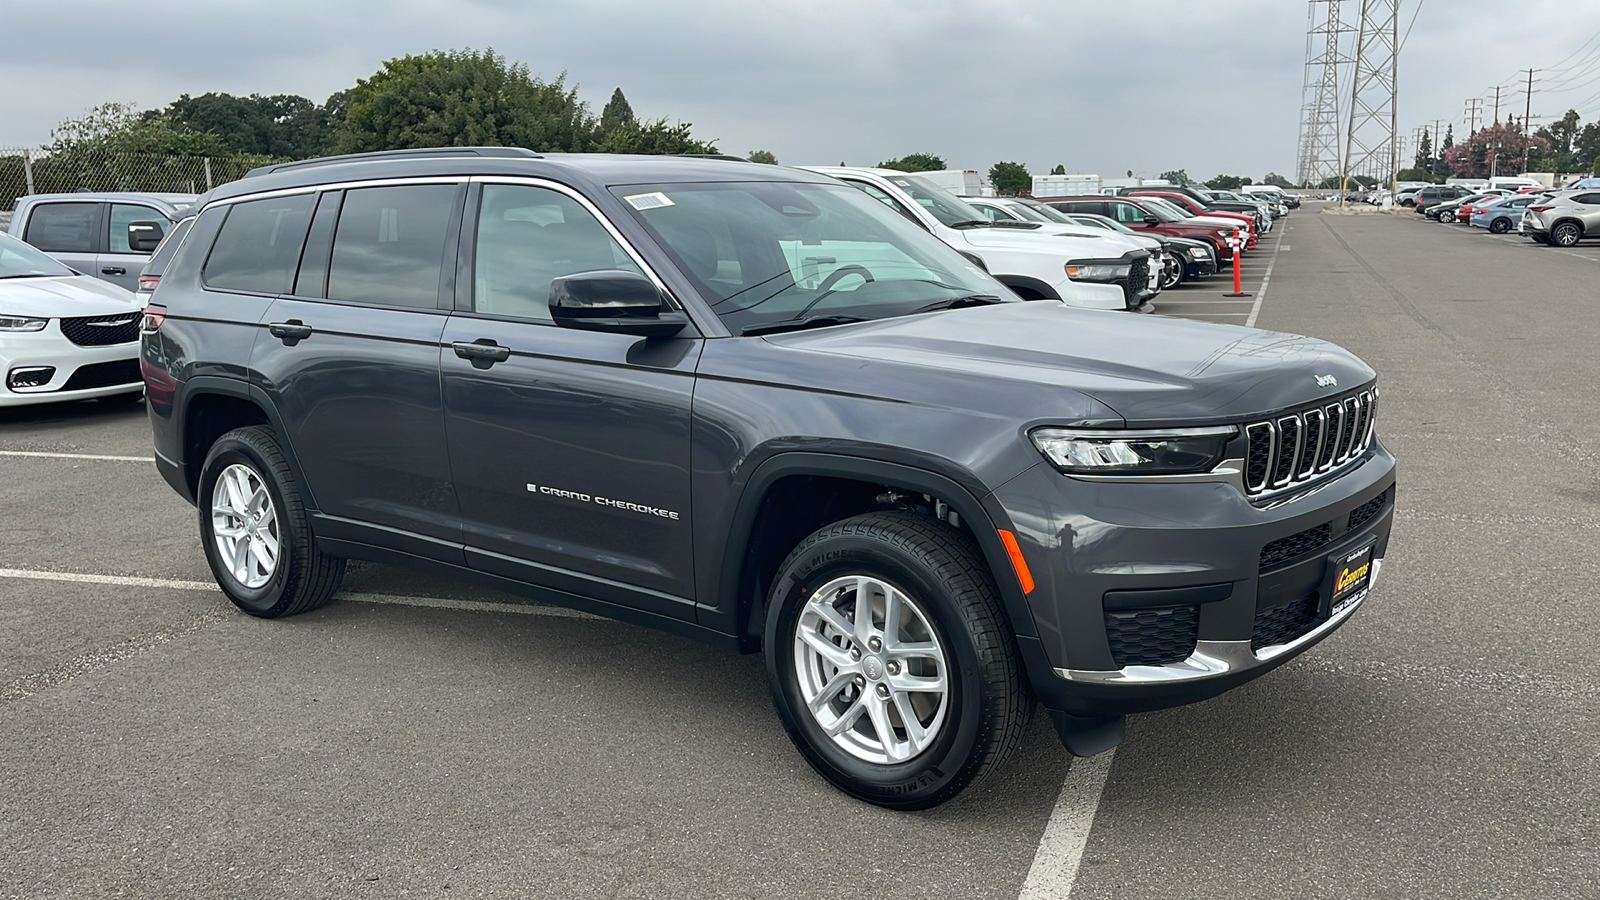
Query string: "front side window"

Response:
xmin=973 ymin=203 xmax=1017 ymax=222
xmin=473 ymin=184 xmax=642 ymax=322
xmin=203 ymin=194 xmax=315 ymax=295
xmin=1109 ymin=201 xmax=1150 ymax=224
xmin=109 ymin=204 xmax=168 ymax=254
xmin=327 ymin=184 xmax=459 ymax=308
xmin=615 ymin=181 xmax=1009 ymax=334
xmin=25 ymin=202 xmax=98 ymax=253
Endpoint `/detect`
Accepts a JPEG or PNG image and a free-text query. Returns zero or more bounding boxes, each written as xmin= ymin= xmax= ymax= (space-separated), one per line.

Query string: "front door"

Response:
xmin=101 ymin=202 xmax=170 ymax=291
xmin=441 ymin=181 xmax=701 ymax=619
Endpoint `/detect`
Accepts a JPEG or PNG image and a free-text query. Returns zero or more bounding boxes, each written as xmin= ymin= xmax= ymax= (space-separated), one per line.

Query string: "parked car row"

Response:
xmin=1420 ymin=185 xmax=1600 ymax=247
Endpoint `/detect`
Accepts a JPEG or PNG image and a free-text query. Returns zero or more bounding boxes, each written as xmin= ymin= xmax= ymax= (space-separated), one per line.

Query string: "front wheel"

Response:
xmin=198 ymin=426 xmax=344 ymax=617
xmin=1159 ymin=253 xmax=1184 ymax=290
xmin=764 ymin=512 xmax=1030 ymax=810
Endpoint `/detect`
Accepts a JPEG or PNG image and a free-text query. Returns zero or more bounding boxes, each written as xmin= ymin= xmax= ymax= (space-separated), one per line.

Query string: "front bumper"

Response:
xmin=990 ymin=439 xmax=1396 ymax=719
xmin=1 ymin=326 xmax=142 ymax=407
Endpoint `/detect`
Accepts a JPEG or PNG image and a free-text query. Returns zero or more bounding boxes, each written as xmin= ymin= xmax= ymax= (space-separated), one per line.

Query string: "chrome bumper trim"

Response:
xmin=1055 ymin=559 xmax=1380 ymax=685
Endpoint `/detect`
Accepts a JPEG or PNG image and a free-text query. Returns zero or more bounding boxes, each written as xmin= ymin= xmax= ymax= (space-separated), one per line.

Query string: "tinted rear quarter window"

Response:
xmin=142 ymin=218 xmax=194 ymax=276
xmin=327 ymin=184 xmax=459 ymax=308
xmin=203 ymin=194 xmax=315 ymax=295
xmin=25 ymin=202 xmax=99 ymax=253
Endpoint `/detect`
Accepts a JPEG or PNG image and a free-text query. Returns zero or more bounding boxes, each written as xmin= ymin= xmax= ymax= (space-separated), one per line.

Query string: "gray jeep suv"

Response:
xmin=142 ymin=148 xmax=1395 ymax=809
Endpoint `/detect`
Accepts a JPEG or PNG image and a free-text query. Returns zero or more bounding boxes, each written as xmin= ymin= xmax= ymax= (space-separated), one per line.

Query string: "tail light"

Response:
xmin=140 ymin=305 xmax=166 ymax=334
xmin=1530 ymin=205 xmax=1553 ymax=212
xmin=137 ymin=275 xmax=160 ymax=293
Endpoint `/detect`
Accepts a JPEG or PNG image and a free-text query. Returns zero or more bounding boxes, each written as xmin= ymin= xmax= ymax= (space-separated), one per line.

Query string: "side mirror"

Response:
xmin=1143 ymin=216 xmax=1160 ymax=226
xmin=549 ymin=269 xmax=687 ymax=339
xmin=127 ymin=221 xmax=164 ymax=253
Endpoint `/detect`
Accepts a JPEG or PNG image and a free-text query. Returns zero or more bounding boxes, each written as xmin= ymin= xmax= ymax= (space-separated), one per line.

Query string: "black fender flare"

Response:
xmin=713 ymin=450 xmax=1041 ymax=649
xmin=177 ymin=376 xmax=317 ymax=511
xmin=993 ymin=275 xmax=1060 ymax=301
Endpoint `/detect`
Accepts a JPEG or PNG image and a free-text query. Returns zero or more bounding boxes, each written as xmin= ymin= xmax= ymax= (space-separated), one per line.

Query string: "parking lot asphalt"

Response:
xmin=2 ymin=205 xmax=1596 ymax=899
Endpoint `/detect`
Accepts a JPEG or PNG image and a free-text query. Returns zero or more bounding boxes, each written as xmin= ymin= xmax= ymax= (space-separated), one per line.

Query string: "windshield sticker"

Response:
xmin=624 ymin=192 xmax=675 ymax=210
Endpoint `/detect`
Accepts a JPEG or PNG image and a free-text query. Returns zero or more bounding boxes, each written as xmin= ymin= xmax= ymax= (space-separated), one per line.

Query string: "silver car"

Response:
xmin=1519 ymin=189 xmax=1600 ymax=246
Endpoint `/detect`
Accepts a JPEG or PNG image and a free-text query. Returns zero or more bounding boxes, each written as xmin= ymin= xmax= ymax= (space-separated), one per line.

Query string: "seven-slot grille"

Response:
xmin=1243 ymin=388 xmax=1377 ymax=496
xmin=1123 ymin=256 xmax=1150 ymax=307
xmin=61 ymin=314 xmax=140 ymax=347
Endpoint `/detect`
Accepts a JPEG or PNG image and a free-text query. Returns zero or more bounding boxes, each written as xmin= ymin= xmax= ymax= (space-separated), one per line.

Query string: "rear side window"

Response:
xmin=203 ymin=194 xmax=315 ymax=294
xmin=1571 ymin=193 xmax=1600 ymax=205
xmin=143 ymin=218 xmax=194 ymax=276
xmin=327 ymin=184 xmax=458 ymax=308
xmin=25 ymin=202 xmax=98 ymax=253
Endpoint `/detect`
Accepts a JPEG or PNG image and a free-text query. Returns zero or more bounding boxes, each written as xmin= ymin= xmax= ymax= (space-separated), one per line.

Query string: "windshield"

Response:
xmin=1001 ymin=201 xmax=1058 ymax=223
xmin=882 ymin=174 xmax=990 ymax=227
xmin=1013 ymin=200 xmax=1076 ymax=224
xmin=1140 ymin=197 xmax=1194 ymax=220
xmin=614 ymin=181 xmax=1012 ymax=334
xmin=1077 ymin=213 xmax=1135 ymax=234
xmin=0 ymin=233 xmax=74 ymax=279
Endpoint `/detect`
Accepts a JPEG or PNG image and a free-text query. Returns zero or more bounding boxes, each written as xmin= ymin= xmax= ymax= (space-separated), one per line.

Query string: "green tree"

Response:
xmin=988 ymin=161 xmax=1031 ymax=195
xmin=600 ymin=88 xmax=635 ymax=133
xmin=48 ymin=102 xmax=229 ymax=157
xmin=1262 ymin=172 xmax=1294 ymax=188
xmin=338 ymin=48 xmax=595 ymax=153
xmin=1049 ymin=164 xmax=1066 ymax=175
xmin=878 ymin=152 xmax=946 ymax=172
xmin=1159 ymin=169 xmax=1189 ymax=185
xmin=589 ymin=117 xmax=717 ymax=155
xmin=158 ymin=92 xmax=344 ymax=159
xmin=747 ymin=149 xmax=778 ymax=164
xmin=1205 ymin=174 xmax=1247 ymax=190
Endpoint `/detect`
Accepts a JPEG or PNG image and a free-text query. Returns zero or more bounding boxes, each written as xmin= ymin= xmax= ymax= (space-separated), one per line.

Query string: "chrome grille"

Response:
xmin=1243 ymin=388 xmax=1377 ymax=496
xmin=61 ymin=314 xmax=140 ymax=347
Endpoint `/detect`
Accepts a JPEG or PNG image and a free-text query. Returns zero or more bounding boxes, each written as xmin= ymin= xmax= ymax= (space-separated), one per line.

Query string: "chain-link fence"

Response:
xmin=1 ymin=147 xmax=279 ymax=223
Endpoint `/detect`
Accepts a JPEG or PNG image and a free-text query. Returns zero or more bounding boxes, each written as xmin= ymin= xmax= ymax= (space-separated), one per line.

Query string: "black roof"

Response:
xmin=209 ymin=149 xmax=832 ymax=205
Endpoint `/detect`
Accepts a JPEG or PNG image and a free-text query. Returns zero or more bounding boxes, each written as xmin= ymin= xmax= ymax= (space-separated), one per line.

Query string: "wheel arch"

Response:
xmin=179 ymin=377 xmax=313 ymax=508
xmin=717 ymin=452 xmax=1040 ymax=654
xmin=992 ymin=275 xmax=1059 ymax=301
xmin=1551 ymin=217 xmax=1585 ymax=237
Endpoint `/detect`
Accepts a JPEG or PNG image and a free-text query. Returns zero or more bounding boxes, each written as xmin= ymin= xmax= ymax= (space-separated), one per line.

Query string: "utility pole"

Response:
xmin=1490 ymin=85 xmax=1502 ymax=177
xmin=1521 ymin=68 xmax=1538 ymax=175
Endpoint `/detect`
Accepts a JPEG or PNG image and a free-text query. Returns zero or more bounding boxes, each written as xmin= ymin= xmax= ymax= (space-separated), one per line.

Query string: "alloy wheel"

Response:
xmin=211 ymin=463 xmax=280 ymax=589
xmin=792 ymin=574 xmax=949 ymax=765
xmin=1554 ymin=223 xmax=1581 ymax=246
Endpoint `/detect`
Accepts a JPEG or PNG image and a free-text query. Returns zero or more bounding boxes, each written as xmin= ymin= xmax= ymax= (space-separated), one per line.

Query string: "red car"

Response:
xmin=1042 ymin=196 xmax=1240 ymax=261
xmin=1129 ymin=191 xmax=1258 ymax=247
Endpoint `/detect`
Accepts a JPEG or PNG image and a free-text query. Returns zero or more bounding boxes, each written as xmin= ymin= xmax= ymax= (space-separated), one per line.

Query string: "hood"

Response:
xmin=764 ymin=302 xmax=1375 ymax=426
xmin=954 ymin=227 xmax=1143 ymax=258
xmin=0 ymin=275 xmax=140 ymax=318
xmin=1181 ymin=214 xmax=1249 ymax=230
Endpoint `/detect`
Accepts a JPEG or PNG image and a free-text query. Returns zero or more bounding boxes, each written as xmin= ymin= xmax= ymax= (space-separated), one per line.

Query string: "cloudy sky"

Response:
xmin=4 ymin=0 xmax=1600 ymax=179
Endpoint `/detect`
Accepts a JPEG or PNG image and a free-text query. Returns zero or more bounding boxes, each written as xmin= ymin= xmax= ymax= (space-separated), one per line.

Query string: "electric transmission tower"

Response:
xmin=1296 ymin=0 xmax=1350 ymax=187
xmin=1341 ymin=0 xmax=1400 ymax=196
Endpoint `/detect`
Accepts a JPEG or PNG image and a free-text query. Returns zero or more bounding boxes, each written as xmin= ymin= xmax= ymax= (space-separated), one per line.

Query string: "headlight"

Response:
xmin=0 ymin=315 xmax=48 ymax=332
xmin=1187 ymin=247 xmax=1210 ymax=259
xmin=1063 ymin=262 xmax=1131 ymax=279
xmin=1030 ymin=426 xmax=1237 ymax=475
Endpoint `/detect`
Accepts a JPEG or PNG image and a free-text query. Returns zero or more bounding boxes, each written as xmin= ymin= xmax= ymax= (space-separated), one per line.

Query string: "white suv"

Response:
xmin=802 ymin=167 xmax=1156 ymax=311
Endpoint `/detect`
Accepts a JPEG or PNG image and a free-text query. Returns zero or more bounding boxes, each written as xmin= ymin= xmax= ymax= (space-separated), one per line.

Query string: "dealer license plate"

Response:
xmin=1328 ymin=543 xmax=1375 ymax=617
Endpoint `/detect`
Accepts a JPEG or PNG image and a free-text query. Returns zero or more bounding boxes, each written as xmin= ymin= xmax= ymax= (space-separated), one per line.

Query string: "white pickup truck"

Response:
xmin=802 ymin=167 xmax=1157 ymax=311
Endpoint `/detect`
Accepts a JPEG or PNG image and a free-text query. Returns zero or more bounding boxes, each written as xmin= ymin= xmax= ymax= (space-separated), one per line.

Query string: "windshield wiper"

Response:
xmin=945 ymin=219 xmax=991 ymax=228
xmin=909 ymin=294 xmax=1006 ymax=313
xmin=741 ymin=314 xmax=871 ymax=336
xmin=986 ymin=220 xmax=1042 ymax=229
xmin=0 ymin=273 xmax=58 ymax=280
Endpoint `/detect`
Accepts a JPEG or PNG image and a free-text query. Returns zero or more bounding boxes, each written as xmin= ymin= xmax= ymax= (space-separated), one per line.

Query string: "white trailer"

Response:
xmin=916 ymin=169 xmax=986 ymax=196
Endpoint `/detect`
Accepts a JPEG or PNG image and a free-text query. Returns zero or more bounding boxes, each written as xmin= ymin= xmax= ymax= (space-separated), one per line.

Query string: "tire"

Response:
xmin=763 ymin=511 xmax=1030 ymax=810
xmin=1552 ymin=221 xmax=1582 ymax=247
xmin=1160 ymin=254 xmax=1183 ymax=290
xmin=197 ymin=426 xmax=344 ymax=618
xmin=1489 ymin=218 xmax=1512 ymax=234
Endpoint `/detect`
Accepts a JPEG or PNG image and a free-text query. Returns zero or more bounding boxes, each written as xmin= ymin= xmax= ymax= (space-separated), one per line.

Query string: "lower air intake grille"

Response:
xmin=1252 ymin=592 xmax=1323 ymax=651
xmin=1123 ymin=255 xmax=1150 ymax=308
xmin=1105 ymin=605 xmax=1199 ymax=667
xmin=1259 ymin=523 xmax=1332 ymax=572
xmin=1348 ymin=491 xmax=1389 ymax=532
xmin=61 ymin=359 xmax=141 ymax=391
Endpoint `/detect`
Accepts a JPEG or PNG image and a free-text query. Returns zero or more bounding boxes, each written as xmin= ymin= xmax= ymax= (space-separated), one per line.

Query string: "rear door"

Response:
xmin=440 ymin=179 xmax=701 ymax=619
xmin=246 ymin=181 xmax=467 ymax=559
xmin=21 ymin=201 xmax=101 ymax=278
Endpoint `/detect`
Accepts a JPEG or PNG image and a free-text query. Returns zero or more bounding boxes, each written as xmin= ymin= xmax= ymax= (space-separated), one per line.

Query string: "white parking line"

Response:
xmin=0 ymin=450 xmax=154 ymax=462
xmin=0 ymin=567 xmax=601 ymax=619
xmin=1245 ymin=228 xmax=1288 ymax=329
xmin=1018 ymin=750 xmax=1116 ymax=899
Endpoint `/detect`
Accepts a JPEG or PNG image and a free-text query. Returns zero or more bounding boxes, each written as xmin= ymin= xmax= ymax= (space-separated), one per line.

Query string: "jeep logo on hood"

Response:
xmin=1315 ymin=374 xmax=1338 ymax=388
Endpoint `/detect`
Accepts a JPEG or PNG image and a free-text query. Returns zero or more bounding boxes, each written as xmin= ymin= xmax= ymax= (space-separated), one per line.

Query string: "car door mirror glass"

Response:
xmin=127 ymin=221 xmax=165 ymax=253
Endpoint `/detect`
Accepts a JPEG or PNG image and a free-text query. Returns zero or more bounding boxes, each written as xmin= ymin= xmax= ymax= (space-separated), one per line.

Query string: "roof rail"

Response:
xmin=674 ymin=154 xmax=753 ymax=162
xmin=244 ymin=147 xmax=543 ymax=178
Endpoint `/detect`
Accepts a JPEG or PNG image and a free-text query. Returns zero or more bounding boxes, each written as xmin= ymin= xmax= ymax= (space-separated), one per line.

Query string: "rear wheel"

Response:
xmin=1552 ymin=221 xmax=1583 ymax=247
xmin=764 ymin=511 xmax=1030 ymax=810
xmin=198 ymin=426 xmax=344 ymax=617
xmin=1489 ymin=218 xmax=1512 ymax=234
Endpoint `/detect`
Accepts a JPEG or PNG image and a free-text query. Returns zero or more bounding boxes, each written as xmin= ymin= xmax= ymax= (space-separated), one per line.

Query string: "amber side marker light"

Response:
xmin=996 ymin=529 xmax=1035 ymax=594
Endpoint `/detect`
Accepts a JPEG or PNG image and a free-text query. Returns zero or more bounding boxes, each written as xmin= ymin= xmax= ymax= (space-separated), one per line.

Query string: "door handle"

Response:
xmin=268 ymin=320 xmax=314 ymax=346
xmin=101 ymin=267 xmax=126 ymax=276
xmin=452 ymin=339 xmax=511 ymax=369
